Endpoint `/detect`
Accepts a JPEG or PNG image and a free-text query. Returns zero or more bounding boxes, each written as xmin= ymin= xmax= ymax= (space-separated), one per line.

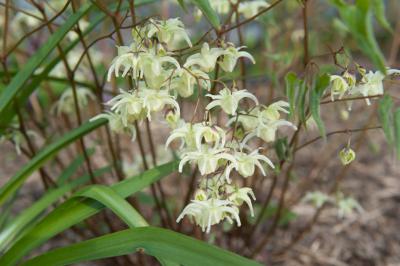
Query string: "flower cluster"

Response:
xmin=92 ymin=17 xmax=297 ymax=233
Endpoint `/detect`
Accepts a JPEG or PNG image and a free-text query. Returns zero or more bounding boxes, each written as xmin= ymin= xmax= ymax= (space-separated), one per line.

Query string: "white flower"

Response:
xmin=178 ymin=143 xmax=237 ymax=176
xmin=227 ymin=107 xmax=260 ymax=131
xmin=184 ymin=43 xmax=225 ymax=72
xmin=225 ymin=149 xmax=274 ymax=182
xmin=139 ymin=88 xmax=180 ymax=120
xmin=227 ymin=186 xmax=256 ymax=216
xmin=337 ymin=196 xmax=363 ymax=218
xmin=147 ymin=18 xmax=192 ymax=47
xmin=350 ymin=70 xmax=384 ymax=105
xmin=106 ymin=89 xmax=145 ymax=126
xmin=52 ymin=87 xmax=95 ymax=116
xmin=139 ymin=50 xmax=180 ymax=89
xmin=176 ymin=198 xmax=241 ymax=233
xmin=219 ymin=46 xmax=255 ymax=72
xmin=170 ymin=68 xmax=210 ymax=98
xmin=91 ymin=111 xmax=136 ymax=140
xmin=238 ymin=1 xmax=270 ymax=19
xmin=262 ymin=101 xmax=290 ymax=121
xmin=206 ymin=88 xmax=258 ymax=115
xmin=107 ymin=43 xmax=144 ymax=82
xmin=194 ymin=124 xmax=226 ymax=150
xmin=303 ymin=191 xmax=331 ymax=208
xmin=330 ymin=75 xmax=349 ymax=101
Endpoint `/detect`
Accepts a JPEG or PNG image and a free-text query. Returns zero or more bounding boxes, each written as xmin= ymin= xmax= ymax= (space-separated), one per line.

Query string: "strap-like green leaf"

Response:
xmin=0 ymin=118 xmax=107 ymax=206
xmin=74 ymin=185 xmax=148 ymax=228
xmin=21 ymin=227 xmax=260 ymax=266
xmin=0 ymin=167 xmax=110 ymax=252
xmin=310 ymin=74 xmax=330 ymax=139
xmin=378 ymin=94 xmax=394 ymax=145
xmin=284 ymin=72 xmax=298 ymax=119
xmin=394 ymin=108 xmax=400 ymax=159
xmin=190 ymin=0 xmax=221 ymax=29
xmin=0 ymin=161 xmax=178 ymax=266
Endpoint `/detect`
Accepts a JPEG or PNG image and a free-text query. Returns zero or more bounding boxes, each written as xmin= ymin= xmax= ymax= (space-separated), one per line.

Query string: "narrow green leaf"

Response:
xmin=56 ymin=149 xmax=94 ymax=185
xmin=0 ymin=161 xmax=178 ymax=266
xmin=378 ymin=94 xmax=394 ymax=145
xmin=284 ymin=72 xmax=298 ymax=118
xmin=0 ymin=118 xmax=107 ymax=206
xmin=0 ymin=3 xmax=93 ymax=117
xmin=310 ymin=74 xmax=330 ymax=139
xmin=190 ymin=0 xmax=221 ymax=29
xmin=74 ymin=185 xmax=148 ymax=228
xmin=394 ymin=108 xmax=400 ymax=159
xmin=297 ymin=81 xmax=308 ymax=123
xmin=0 ymin=167 xmax=110 ymax=252
xmin=22 ymin=227 xmax=260 ymax=266
xmin=370 ymin=0 xmax=392 ymax=32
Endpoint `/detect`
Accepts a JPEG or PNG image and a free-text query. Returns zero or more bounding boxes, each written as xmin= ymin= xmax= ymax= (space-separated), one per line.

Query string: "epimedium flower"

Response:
xmin=227 ymin=186 xmax=256 ymax=216
xmin=170 ymin=68 xmax=210 ymax=98
xmin=336 ymin=195 xmax=363 ymax=218
xmin=178 ymin=143 xmax=237 ymax=176
xmin=166 ymin=122 xmax=201 ymax=150
xmin=107 ymin=43 xmax=144 ymax=82
xmin=194 ymin=124 xmax=226 ymax=150
xmin=147 ymin=18 xmax=192 ymax=47
xmin=139 ymin=88 xmax=180 ymax=120
xmin=219 ymin=45 xmax=255 ymax=72
xmin=303 ymin=191 xmax=331 ymax=208
xmin=106 ymin=89 xmax=145 ymax=126
xmin=184 ymin=43 xmax=225 ymax=72
xmin=176 ymin=198 xmax=241 ymax=233
xmin=91 ymin=111 xmax=136 ymax=141
xmin=206 ymin=88 xmax=258 ymax=115
xmin=330 ymin=75 xmax=350 ymax=101
xmin=52 ymin=87 xmax=95 ymax=116
xmin=225 ymin=149 xmax=274 ymax=182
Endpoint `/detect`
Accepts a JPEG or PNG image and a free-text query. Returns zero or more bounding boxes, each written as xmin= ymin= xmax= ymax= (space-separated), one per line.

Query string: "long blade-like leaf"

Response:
xmin=190 ymin=0 xmax=221 ymax=29
xmin=0 ymin=161 xmax=178 ymax=266
xmin=0 ymin=118 xmax=107 ymax=206
xmin=22 ymin=227 xmax=260 ymax=266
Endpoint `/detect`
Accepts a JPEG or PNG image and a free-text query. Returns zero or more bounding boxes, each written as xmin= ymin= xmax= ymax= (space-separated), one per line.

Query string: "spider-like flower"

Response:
xmin=238 ymin=1 xmax=270 ymax=19
xmin=330 ymin=75 xmax=349 ymax=101
xmin=227 ymin=186 xmax=256 ymax=216
xmin=303 ymin=191 xmax=331 ymax=208
xmin=336 ymin=196 xmax=363 ymax=218
xmin=262 ymin=101 xmax=290 ymax=121
xmin=91 ymin=111 xmax=136 ymax=140
xmin=170 ymin=68 xmax=210 ymax=98
xmin=166 ymin=122 xmax=200 ymax=150
xmin=178 ymin=143 xmax=237 ymax=176
xmin=139 ymin=49 xmax=180 ymax=89
xmin=53 ymin=87 xmax=95 ymax=116
xmin=106 ymin=89 xmax=145 ymax=126
xmin=107 ymin=43 xmax=144 ymax=82
xmin=147 ymin=18 xmax=192 ymax=47
xmin=206 ymin=88 xmax=258 ymax=115
xmin=184 ymin=43 xmax=225 ymax=72
xmin=194 ymin=124 xmax=226 ymax=150
xmin=176 ymin=198 xmax=241 ymax=233
xmin=219 ymin=45 xmax=255 ymax=72
xmin=139 ymin=88 xmax=180 ymax=120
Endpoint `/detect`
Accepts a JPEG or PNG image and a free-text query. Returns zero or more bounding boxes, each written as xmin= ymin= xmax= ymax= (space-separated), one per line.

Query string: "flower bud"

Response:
xmin=339 ymin=148 xmax=356 ymax=165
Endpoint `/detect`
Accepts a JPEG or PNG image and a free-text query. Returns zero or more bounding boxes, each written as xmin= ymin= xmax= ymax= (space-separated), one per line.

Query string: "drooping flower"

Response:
xmin=225 ymin=149 xmax=274 ymax=182
xmin=176 ymin=198 xmax=241 ymax=233
xmin=336 ymin=196 xmax=363 ymax=218
xmin=219 ymin=45 xmax=255 ymax=72
xmin=52 ymin=87 xmax=95 ymax=116
xmin=106 ymin=89 xmax=145 ymax=126
xmin=146 ymin=18 xmax=192 ymax=47
xmin=139 ymin=88 xmax=180 ymax=120
xmin=227 ymin=186 xmax=256 ymax=216
xmin=170 ymin=68 xmax=210 ymax=98
xmin=330 ymin=75 xmax=349 ymax=101
xmin=184 ymin=43 xmax=225 ymax=72
xmin=206 ymin=88 xmax=258 ymax=115
xmin=107 ymin=43 xmax=144 ymax=82
xmin=178 ymin=143 xmax=237 ymax=176
xmin=194 ymin=124 xmax=226 ymax=150
xmin=90 ymin=111 xmax=136 ymax=140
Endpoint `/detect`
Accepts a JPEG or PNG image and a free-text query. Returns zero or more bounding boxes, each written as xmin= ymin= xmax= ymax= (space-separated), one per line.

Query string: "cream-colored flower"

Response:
xmin=184 ymin=43 xmax=225 ymax=72
xmin=147 ymin=18 xmax=192 ymax=47
xmin=170 ymin=68 xmax=210 ymax=98
xmin=53 ymin=87 xmax=95 ymax=116
xmin=176 ymin=198 xmax=241 ymax=233
xmin=330 ymin=75 xmax=349 ymax=101
xmin=303 ymin=191 xmax=331 ymax=208
xmin=178 ymin=143 xmax=237 ymax=176
xmin=227 ymin=186 xmax=256 ymax=216
xmin=91 ymin=111 xmax=136 ymax=140
xmin=337 ymin=196 xmax=363 ymax=218
xmin=106 ymin=89 xmax=145 ymax=126
xmin=219 ymin=46 xmax=255 ymax=72
xmin=139 ymin=88 xmax=180 ymax=120
xmin=206 ymin=88 xmax=258 ymax=115
xmin=107 ymin=43 xmax=144 ymax=82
